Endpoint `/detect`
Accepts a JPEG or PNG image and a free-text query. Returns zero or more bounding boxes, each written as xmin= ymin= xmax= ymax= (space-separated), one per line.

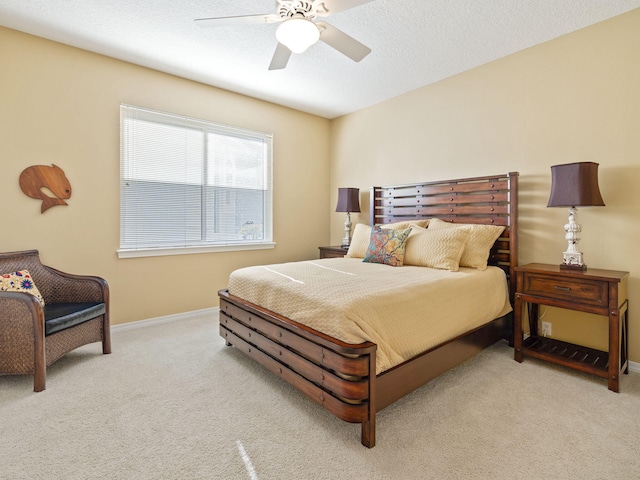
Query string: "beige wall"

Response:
xmin=1 ymin=27 xmax=331 ymax=325
xmin=330 ymin=10 xmax=640 ymax=362
xmin=2 ymin=9 xmax=639 ymax=362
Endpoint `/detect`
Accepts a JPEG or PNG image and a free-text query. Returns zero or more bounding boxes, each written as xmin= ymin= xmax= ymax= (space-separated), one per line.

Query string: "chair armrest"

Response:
xmin=0 ymin=290 xmax=43 ymax=326
xmin=0 ymin=292 xmax=45 ymax=369
xmin=39 ymin=266 xmax=109 ymax=305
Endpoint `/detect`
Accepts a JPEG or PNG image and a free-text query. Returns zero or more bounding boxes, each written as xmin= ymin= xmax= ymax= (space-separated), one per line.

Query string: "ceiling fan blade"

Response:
xmin=195 ymin=13 xmax=280 ymax=28
xmin=316 ymin=0 xmax=375 ymax=16
xmin=268 ymin=43 xmax=292 ymax=70
xmin=316 ymin=22 xmax=371 ymax=62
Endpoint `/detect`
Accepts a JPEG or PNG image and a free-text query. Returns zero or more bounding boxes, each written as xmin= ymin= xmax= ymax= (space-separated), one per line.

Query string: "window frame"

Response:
xmin=118 ymin=105 xmax=275 ymax=259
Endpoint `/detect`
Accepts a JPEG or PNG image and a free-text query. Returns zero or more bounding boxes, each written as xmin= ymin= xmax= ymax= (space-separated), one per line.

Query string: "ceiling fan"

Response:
xmin=195 ymin=0 xmax=374 ymax=70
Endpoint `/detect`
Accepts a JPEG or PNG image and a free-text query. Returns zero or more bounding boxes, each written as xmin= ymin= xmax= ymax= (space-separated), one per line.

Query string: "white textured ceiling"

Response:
xmin=1 ymin=1 xmax=639 ymax=119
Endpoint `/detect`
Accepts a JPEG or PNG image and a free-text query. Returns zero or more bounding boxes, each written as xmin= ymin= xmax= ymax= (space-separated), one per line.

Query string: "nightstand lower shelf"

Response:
xmin=522 ymin=336 xmax=609 ymax=378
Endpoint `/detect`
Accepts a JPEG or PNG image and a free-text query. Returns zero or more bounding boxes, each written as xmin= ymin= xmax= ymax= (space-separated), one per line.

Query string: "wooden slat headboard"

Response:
xmin=370 ymin=172 xmax=519 ymax=301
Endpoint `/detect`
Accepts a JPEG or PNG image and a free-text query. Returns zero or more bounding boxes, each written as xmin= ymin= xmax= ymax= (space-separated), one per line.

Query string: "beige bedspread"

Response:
xmin=228 ymin=258 xmax=512 ymax=374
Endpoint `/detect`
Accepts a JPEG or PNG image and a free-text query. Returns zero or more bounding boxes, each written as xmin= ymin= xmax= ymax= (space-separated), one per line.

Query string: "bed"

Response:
xmin=218 ymin=172 xmax=519 ymax=447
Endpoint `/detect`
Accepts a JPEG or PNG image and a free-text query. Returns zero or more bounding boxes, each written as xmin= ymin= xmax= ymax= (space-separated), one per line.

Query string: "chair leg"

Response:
xmin=34 ymin=364 xmax=46 ymax=392
xmin=33 ymin=312 xmax=46 ymax=392
xmin=102 ymin=315 xmax=111 ymax=355
xmin=102 ymin=337 xmax=111 ymax=355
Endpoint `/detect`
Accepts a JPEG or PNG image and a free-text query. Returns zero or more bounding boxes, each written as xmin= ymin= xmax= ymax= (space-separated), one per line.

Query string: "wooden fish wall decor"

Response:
xmin=19 ymin=164 xmax=72 ymax=213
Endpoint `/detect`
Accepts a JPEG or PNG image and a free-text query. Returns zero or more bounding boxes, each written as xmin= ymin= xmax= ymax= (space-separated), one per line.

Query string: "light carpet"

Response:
xmin=1 ymin=313 xmax=639 ymax=480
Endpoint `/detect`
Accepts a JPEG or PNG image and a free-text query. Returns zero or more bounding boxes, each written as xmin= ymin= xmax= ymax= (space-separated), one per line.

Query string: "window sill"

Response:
xmin=117 ymin=242 xmax=276 ymax=259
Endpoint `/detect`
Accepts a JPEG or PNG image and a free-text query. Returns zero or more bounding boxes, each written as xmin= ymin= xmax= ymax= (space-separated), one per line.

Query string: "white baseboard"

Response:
xmin=111 ymin=307 xmax=219 ymax=332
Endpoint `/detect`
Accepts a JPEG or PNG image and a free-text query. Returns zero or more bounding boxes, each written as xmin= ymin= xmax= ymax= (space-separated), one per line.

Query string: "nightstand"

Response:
xmin=513 ymin=263 xmax=629 ymax=392
xmin=318 ymin=246 xmax=349 ymax=259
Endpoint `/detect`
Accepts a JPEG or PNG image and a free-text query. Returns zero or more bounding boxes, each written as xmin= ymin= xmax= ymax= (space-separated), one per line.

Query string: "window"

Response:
xmin=119 ymin=105 xmax=273 ymax=258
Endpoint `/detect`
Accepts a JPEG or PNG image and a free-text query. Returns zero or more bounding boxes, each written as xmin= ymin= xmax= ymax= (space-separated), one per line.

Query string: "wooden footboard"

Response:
xmin=219 ymin=289 xmax=378 ymax=447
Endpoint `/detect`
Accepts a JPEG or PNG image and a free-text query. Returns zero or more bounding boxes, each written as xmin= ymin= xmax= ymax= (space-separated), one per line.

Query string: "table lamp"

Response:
xmin=335 ymin=188 xmax=361 ymax=248
xmin=547 ymin=162 xmax=605 ymax=271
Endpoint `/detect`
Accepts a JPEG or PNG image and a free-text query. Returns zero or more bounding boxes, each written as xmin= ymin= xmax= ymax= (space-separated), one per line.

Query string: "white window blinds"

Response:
xmin=119 ymin=105 xmax=273 ymax=258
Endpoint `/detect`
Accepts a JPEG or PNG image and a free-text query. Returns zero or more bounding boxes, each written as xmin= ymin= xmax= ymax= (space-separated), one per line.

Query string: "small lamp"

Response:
xmin=547 ymin=162 xmax=605 ymax=271
xmin=335 ymin=188 xmax=361 ymax=248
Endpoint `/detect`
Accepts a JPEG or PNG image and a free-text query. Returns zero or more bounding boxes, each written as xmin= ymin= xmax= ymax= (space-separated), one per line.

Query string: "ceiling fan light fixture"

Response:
xmin=275 ymin=17 xmax=320 ymax=53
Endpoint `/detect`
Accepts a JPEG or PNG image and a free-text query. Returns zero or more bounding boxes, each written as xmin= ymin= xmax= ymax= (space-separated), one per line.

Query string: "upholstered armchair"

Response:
xmin=0 ymin=250 xmax=111 ymax=391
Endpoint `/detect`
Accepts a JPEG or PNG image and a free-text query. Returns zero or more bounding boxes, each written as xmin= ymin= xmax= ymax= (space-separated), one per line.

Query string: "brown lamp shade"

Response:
xmin=547 ymin=162 xmax=605 ymax=208
xmin=335 ymin=188 xmax=361 ymax=213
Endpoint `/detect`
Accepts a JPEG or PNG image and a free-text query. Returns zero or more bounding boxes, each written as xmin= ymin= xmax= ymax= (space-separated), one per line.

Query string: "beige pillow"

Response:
xmin=346 ymin=220 xmax=430 ymax=258
xmin=382 ymin=219 xmax=430 ymax=229
xmin=403 ymin=225 xmax=469 ymax=271
xmin=428 ymin=218 xmax=505 ymax=270
xmin=346 ymin=223 xmax=372 ymax=258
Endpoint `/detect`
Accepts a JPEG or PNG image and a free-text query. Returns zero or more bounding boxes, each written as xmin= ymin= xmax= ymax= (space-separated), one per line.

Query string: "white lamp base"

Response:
xmin=341 ymin=212 xmax=352 ymax=249
xmin=560 ymin=207 xmax=586 ymax=271
xmin=561 ymin=252 xmax=586 ymax=271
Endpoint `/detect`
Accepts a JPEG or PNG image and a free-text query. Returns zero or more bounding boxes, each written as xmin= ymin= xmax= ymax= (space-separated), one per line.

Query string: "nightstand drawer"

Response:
xmin=318 ymin=246 xmax=349 ymax=259
xmin=322 ymin=250 xmax=346 ymax=258
xmin=522 ymin=273 xmax=608 ymax=307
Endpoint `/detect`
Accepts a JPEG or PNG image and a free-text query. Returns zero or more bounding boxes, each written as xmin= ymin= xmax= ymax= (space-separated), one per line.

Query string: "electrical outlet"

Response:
xmin=541 ymin=321 xmax=552 ymax=337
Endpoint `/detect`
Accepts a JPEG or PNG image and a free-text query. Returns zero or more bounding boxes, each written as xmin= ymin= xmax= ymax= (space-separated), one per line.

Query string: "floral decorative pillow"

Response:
xmin=346 ymin=220 xmax=430 ymax=259
xmin=0 ymin=270 xmax=45 ymax=306
xmin=363 ymin=226 xmax=412 ymax=266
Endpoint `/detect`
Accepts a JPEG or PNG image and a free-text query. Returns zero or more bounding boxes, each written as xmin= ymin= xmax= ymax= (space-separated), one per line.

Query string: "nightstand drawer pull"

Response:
xmin=554 ymin=286 xmax=571 ymax=291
